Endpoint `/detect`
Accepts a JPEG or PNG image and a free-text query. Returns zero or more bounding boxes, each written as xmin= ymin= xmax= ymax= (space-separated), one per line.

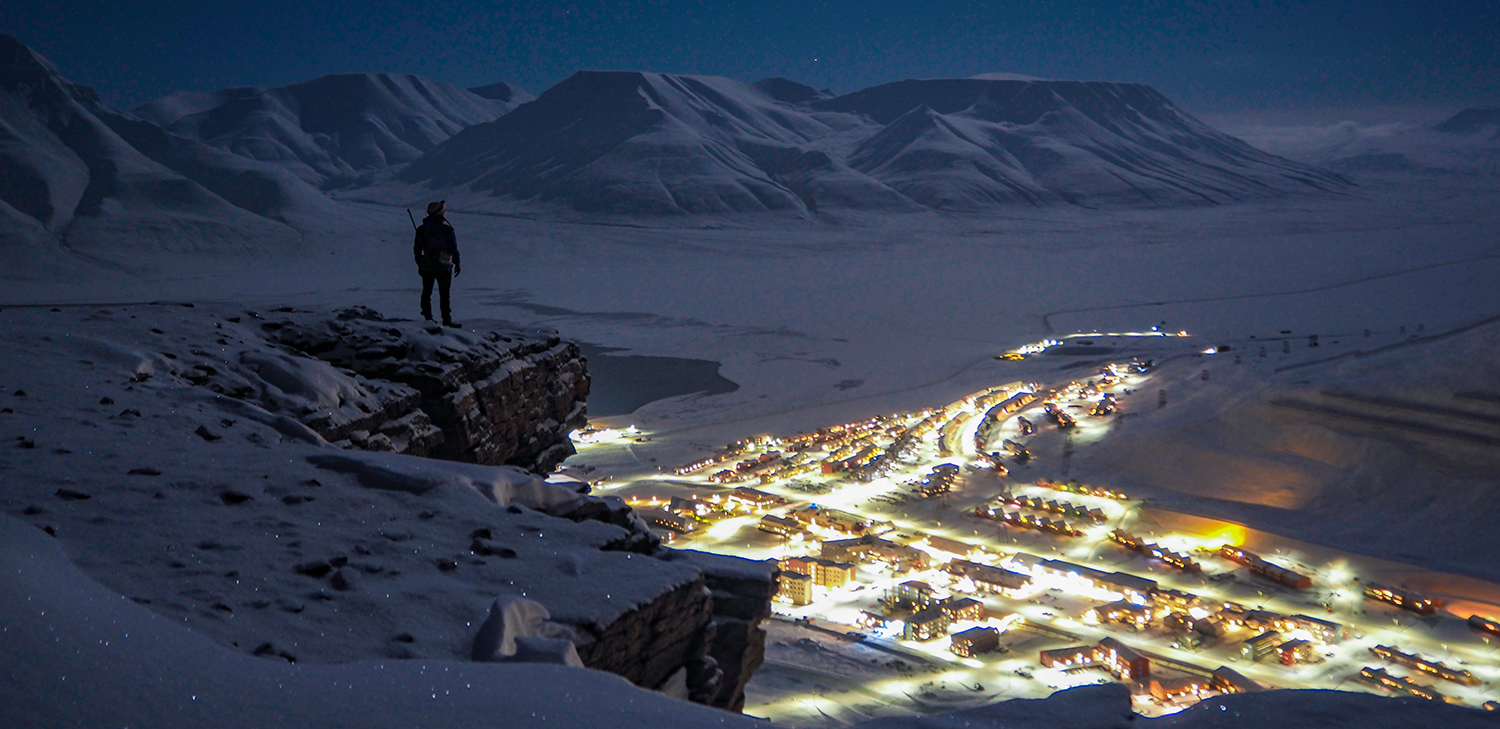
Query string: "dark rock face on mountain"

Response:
xmin=468 ymin=81 xmax=534 ymax=104
xmin=402 ymin=71 xmax=1349 ymax=216
xmin=0 ymin=34 xmax=324 ymax=262
xmin=1433 ymin=108 xmax=1500 ymax=136
xmin=133 ymin=74 xmax=526 ymax=186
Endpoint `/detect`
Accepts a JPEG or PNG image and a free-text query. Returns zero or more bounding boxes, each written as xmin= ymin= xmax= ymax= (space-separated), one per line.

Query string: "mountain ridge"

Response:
xmin=398 ymin=71 xmax=1350 ymax=216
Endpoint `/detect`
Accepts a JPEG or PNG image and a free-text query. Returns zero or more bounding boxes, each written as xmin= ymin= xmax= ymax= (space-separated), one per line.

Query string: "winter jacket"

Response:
xmin=413 ymin=217 xmax=459 ymax=273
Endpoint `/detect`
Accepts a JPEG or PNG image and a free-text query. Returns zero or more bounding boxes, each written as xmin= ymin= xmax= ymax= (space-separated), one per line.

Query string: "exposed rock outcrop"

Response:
xmin=0 ymin=303 xmax=775 ymax=715
xmin=167 ymin=305 xmax=588 ymax=473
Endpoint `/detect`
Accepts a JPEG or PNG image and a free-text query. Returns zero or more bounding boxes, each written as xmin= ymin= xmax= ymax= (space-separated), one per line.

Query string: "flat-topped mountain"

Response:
xmin=400 ymin=72 xmax=1349 ymax=216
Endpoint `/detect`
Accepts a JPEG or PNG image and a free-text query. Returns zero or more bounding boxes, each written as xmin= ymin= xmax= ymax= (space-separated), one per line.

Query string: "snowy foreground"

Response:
xmin=6 ymin=513 xmax=1495 ymax=729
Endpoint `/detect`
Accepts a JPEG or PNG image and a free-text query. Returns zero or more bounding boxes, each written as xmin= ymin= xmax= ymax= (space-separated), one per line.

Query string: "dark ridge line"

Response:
xmin=1040 ymin=251 xmax=1500 ymax=333
xmin=1319 ymin=391 xmax=1500 ymax=426
xmin=1267 ymin=399 xmax=1500 ymax=447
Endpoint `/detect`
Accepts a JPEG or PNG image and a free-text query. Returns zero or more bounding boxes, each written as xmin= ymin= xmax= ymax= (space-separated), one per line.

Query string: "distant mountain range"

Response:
xmin=401 ymin=71 xmax=1352 ymax=216
xmin=133 ymin=75 xmax=530 ymax=187
xmin=0 ymin=32 xmax=1405 ymax=257
xmin=0 ymin=34 xmax=331 ymax=263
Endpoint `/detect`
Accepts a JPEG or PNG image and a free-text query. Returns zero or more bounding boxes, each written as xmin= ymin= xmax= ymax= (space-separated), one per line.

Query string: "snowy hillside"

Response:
xmin=133 ymin=74 xmax=527 ymax=187
xmin=0 ymin=35 xmax=331 ymax=272
xmin=396 ymin=71 xmax=1348 ymax=217
xmin=824 ymin=78 xmax=1349 ymax=209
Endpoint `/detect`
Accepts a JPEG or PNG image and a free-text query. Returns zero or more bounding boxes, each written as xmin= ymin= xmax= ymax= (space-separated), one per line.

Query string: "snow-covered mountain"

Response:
xmin=399 ymin=72 xmax=1348 ymax=216
xmin=0 ymin=35 xmax=328 ymax=269
xmin=133 ymin=74 xmax=528 ymax=187
xmin=401 ymin=70 xmax=906 ymax=215
xmin=1433 ymin=107 xmax=1500 ymax=136
xmin=824 ymin=78 xmax=1349 ymax=208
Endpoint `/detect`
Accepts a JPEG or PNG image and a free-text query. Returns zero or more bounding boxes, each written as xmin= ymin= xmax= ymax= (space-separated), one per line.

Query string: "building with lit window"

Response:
xmin=940 ymin=597 xmax=984 ymax=622
xmin=758 ymin=514 xmax=802 ymax=536
xmin=779 ymin=572 xmax=813 ymax=606
xmin=1149 ymin=676 xmax=1210 ymax=701
xmin=1098 ymin=637 xmax=1150 ymax=680
xmin=946 ymin=559 xmax=1031 ymax=594
xmin=904 ymin=607 xmax=951 ymax=641
xmin=950 ymin=626 xmax=1000 ymax=657
xmin=1363 ymin=582 xmax=1441 ymax=615
xmin=1039 ymin=645 xmax=1098 ymax=669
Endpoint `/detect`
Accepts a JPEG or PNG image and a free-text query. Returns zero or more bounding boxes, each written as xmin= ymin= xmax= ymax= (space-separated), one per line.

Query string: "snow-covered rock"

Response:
xmin=1 ymin=517 xmax=1485 ymax=729
xmin=0 ymin=302 xmax=776 ymax=712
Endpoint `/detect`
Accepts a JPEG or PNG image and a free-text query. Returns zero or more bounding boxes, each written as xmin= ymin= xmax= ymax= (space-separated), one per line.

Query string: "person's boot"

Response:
xmin=443 ymin=318 xmax=458 ymax=328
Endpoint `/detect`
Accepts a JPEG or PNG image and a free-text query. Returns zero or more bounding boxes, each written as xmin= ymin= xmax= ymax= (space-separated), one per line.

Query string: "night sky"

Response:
xmin=5 ymin=0 xmax=1496 ymax=113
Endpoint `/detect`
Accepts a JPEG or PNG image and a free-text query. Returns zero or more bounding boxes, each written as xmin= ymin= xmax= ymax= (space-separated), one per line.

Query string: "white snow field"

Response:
xmin=4 ymin=32 xmax=1500 ymax=729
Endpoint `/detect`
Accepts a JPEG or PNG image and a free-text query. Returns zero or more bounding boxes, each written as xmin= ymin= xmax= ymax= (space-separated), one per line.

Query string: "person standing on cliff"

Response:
xmin=414 ymin=200 xmax=461 ymax=327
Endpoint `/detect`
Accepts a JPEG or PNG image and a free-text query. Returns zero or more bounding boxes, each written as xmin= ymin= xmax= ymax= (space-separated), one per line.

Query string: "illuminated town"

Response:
xmin=570 ymin=355 xmax=1500 ymax=720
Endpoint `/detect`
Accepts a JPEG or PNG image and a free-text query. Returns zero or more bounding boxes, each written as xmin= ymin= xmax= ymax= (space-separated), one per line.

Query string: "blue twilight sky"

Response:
xmin=4 ymin=0 xmax=1497 ymax=113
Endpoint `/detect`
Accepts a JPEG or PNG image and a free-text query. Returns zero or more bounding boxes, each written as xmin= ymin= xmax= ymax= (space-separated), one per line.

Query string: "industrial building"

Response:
xmin=1211 ymin=667 xmax=1266 ymax=694
xmin=1282 ymin=614 xmax=1347 ymax=643
xmin=1218 ymin=546 xmax=1313 ymax=589
xmin=1363 ymin=582 xmax=1442 ymax=615
xmin=725 ymin=486 xmax=786 ymax=510
xmin=1087 ymin=600 xmax=1156 ymax=630
xmin=950 ymin=627 xmax=1001 ymax=657
xmin=636 ymin=508 xmax=698 ymax=533
xmin=924 ymin=535 xmax=977 ymax=558
xmin=945 ymin=559 xmax=1032 ymax=594
xmin=1370 ymin=645 xmax=1479 ymax=685
xmin=791 ymin=505 xmax=883 ymax=536
xmin=1039 ymin=645 xmax=1099 ymax=670
xmin=1149 ymin=676 xmax=1210 ymax=701
xmin=1360 ymin=667 xmax=1449 ymax=702
xmin=758 ymin=514 xmax=802 ymax=536
xmin=1037 ymin=559 xmax=1158 ymax=602
xmin=820 ymin=535 xmax=929 ymax=569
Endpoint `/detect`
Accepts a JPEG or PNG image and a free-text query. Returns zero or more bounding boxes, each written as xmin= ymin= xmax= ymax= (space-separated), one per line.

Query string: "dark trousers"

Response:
xmin=420 ymin=268 xmax=452 ymax=322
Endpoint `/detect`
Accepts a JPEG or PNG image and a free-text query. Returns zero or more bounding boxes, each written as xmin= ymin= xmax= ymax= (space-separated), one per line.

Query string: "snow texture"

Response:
xmin=133 ymin=74 xmax=528 ymax=187
xmin=395 ymin=71 xmax=1348 ymax=217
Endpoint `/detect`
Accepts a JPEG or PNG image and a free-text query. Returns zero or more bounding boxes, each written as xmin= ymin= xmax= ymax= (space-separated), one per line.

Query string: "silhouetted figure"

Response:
xmin=414 ymin=200 xmax=461 ymax=326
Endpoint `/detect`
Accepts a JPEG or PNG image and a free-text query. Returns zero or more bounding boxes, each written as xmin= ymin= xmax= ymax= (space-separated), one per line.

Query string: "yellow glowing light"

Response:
xmin=1208 ymin=525 xmax=1245 ymax=547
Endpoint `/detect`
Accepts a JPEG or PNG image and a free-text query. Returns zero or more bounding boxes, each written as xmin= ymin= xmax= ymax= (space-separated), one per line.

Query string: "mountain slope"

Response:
xmin=133 ymin=74 xmax=527 ymax=186
xmin=401 ymin=73 xmax=1349 ymax=216
xmin=824 ymin=78 xmax=1351 ymax=209
xmin=402 ymin=71 xmax=903 ymax=215
xmin=0 ymin=34 xmax=327 ymax=269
